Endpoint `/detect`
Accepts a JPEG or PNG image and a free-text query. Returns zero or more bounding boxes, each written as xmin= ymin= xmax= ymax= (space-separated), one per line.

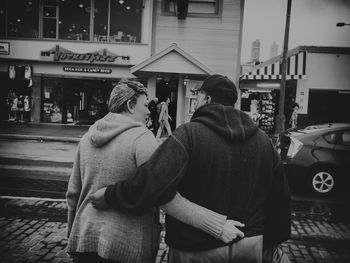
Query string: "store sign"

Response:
xmin=185 ymin=80 xmax=203 ymax=98
xmin=0 ymin=42 xmax=10 ymax=55
xmin=63 ymin=67 xmax=112 ymax=74
xmin=40 ymin=45 xmax=130 ymax=64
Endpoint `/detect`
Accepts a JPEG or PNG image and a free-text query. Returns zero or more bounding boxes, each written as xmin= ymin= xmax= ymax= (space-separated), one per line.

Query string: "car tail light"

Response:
xmin=286 ymin=137 xmax=303 ymax=158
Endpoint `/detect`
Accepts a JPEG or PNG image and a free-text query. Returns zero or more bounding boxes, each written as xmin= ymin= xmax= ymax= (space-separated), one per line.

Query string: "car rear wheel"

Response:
xmin=309 ymin=168 xmax=336 ymax=195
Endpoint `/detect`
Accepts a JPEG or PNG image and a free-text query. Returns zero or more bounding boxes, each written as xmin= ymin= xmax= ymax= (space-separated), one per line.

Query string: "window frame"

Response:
xmin=162 ymin=0 xmax=223 ymax=18
xmin=40 ymin=2 xmax=59 ymax=39
xmin=323 ymin=132 xmax=339 ymax=145
xmin=340 ymin=130 xmax=350 ymax=146
xmin=2 ymin=0 xmax=143 ymax=43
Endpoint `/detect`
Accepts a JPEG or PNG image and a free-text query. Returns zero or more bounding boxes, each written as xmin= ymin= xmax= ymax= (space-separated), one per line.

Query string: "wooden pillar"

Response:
xmin=30 ymin=75 xmax=41 ymax=123
xmin=176 ymin=75 xmax=184 ymax=127
xmin=147 ymin=75 xmax=156 ymax=99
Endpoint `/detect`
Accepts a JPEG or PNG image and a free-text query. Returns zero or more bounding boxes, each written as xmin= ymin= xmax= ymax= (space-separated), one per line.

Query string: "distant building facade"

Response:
xmin=270 ymin=41 xmax=279 ymax=58
xmin=251 ymin=39 xmax=260 ymax=63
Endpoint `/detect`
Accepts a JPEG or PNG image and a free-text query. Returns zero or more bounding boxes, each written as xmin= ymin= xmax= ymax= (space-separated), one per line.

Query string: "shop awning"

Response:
xmin=130 ymin=43 xmax=215 ymax=76
xmin=240 ymin=50 xmax=307 ymax=80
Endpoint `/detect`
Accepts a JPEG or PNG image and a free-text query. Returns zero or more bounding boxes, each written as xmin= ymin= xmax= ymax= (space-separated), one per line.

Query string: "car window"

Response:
xmin=341 ymin=130 xmax=350 ymax=146
xmin=323 ymin=132 xmax=338 ymax=144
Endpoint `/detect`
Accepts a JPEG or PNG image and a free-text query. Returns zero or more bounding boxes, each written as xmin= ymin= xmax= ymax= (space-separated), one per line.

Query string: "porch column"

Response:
xmin=31 ymin=75 xmax=41 ymax=123
xmin=147 ymin=75 xmax=156 ymax=99
xmin=176 ymin=75 xmax=184 ymax=127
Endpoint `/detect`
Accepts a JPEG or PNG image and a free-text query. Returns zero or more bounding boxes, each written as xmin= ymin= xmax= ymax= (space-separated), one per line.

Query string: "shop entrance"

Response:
xmin=41 ymin=77 xmax=113 ymax=124
xmin=155 ymin=75 xmax=178 ymax=131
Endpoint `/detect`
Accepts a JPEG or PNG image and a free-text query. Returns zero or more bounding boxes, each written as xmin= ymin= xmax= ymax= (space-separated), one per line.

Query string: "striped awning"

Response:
xmin=241 ymin=51 xmax=307 ymax=80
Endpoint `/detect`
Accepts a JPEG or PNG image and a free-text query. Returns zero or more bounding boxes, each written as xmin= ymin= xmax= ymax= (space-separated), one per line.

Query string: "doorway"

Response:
xmin=156 ymin=75 xmax=178 ymax=131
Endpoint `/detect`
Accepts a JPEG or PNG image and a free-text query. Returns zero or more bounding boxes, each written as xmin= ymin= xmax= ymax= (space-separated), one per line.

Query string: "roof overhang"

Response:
xmin=240 ymin=48 xmax=307 ymax=81
xmin=131 ymin=43 xmax=215 ymax=77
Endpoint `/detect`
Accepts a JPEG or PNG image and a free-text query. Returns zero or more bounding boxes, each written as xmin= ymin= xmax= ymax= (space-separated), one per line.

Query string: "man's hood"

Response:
xmin=191 ymin=104 xmax=259 ymax=141
xmin=87 ymin=112 xmax=144 ymax=147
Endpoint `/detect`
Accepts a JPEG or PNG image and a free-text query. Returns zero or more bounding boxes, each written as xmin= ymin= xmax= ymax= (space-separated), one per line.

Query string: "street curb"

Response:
xmin=0 ymin=134 xmax=80 ymax=143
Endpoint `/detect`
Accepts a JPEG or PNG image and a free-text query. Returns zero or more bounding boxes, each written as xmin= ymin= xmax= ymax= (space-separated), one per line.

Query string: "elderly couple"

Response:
xmin=66 ymin=75 xmax=291 ymax=263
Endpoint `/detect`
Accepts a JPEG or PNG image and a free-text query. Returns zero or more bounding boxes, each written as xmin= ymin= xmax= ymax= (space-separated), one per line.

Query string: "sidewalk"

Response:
xmin=0 ymin=121 xmax=89 ymax=143
xmin=1 ymin=197 xmax=350 ymax=263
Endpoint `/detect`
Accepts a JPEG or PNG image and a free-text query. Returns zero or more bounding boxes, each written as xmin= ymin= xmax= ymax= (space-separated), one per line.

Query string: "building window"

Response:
xmin=58 ymin=0 xmax=90 ymax=41
xmin=0 ymin=1 xmax=6 ymax=37
xmin=163 ymin=0 xmax=222 ymax=17
xmin=42 ymin=0 xmax=58 ymax=39
xmin=93 ymin=0 xmax=143 ymax=43
xmin=7 ymin=0 xmax=39 ymax=38
xmin=93 ymin=0 xmax=109 ymax=42
xmin=2 ymin=0 xmax=142 ymax=43
xmin=109 ymin=0 xmax=142 ymax=43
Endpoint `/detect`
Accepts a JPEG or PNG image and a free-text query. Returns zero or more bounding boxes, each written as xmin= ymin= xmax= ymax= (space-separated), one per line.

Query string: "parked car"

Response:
xmin=276 ymin=123 xmax=350 ymax=196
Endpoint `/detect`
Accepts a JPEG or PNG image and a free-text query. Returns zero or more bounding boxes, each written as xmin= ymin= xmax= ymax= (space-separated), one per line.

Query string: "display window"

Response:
xmin=0 ymin=71 xmax=32 ymax=122
xmin=241 ymin=90 xmax=278 ymax=134
xmin=41 ymin=77 xmax=113 ymax=124
xmin=42 ymin=78 xmax=64 ymax=123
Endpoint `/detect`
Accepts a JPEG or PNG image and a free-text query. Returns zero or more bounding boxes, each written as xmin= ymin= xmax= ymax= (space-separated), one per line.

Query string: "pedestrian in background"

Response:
xmin=289 ymin=102 xmax=299 ymax=129
xmin=147 ymin=97 xmax=159 ymax=135
xmin=156 ymin=97 xmax=172 ymax=139
xmin=66 ymin=79 xmax=244 ymax=263
xmin=91 ymin=74 xmax=291 ymax=263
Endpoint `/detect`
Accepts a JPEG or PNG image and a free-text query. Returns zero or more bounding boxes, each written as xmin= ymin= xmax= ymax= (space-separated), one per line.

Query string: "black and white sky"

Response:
xmin=241 ymin=0 xmax=350 ymax=62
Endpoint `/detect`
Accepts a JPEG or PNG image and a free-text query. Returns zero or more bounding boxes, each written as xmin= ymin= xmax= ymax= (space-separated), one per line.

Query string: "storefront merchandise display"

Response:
xmin=258 ymin=93 xmax=276 ymax=134
xmin=241 ymin=90 xmax=277 ymax=134
xmin=41 ymin=77 xmax=111 ymax=124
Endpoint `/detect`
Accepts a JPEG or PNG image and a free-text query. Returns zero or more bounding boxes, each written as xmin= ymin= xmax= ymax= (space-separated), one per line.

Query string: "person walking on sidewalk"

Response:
xmin=66 ymin=79 xmax=245 ymax=263
xmin=91 ymin=74 xmax=291 ymax=263
xmin=147 ymin=97 xmax=159 ymax=135
xmin=156 ymin=97 xmax=172 ymax=139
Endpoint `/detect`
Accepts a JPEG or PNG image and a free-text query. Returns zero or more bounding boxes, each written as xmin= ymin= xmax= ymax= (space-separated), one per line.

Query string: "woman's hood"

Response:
xmin=87 ymin=112 xmax=144 ymax=147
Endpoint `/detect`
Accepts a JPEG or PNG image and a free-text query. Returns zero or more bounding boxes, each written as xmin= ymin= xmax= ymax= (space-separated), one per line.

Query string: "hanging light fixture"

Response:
xmin=183 ymin=76 xmax=190 ymax=85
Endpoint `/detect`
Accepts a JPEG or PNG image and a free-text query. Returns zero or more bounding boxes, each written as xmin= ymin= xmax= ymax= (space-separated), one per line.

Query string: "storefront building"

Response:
xmin=239 ymin=46 xmax=350 ymax=133
xmin=135 ymin=0 xmax=244 ymax=128
xmin=0 ymin=0 xmax=244 ymax=127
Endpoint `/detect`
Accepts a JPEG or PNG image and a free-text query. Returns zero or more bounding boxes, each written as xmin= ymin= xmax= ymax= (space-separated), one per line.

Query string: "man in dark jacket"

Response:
xmin=91 ymin=74 xmax=291 ymax=262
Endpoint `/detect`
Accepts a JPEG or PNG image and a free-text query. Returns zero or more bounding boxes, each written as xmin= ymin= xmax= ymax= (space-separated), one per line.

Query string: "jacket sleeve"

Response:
xmin=66 ymin=144 xmax=82 ymax=238
xmin=161 ymin=193 xmax=227 ymax=239
xmin=263 ymin=142 xmax=291 ymax=249
xmin=104 ymin=127 xmax=190 ymax=215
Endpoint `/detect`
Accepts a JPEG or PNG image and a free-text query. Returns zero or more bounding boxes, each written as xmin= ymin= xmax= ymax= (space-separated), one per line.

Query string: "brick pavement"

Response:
xmin=1 ymin=197 xmax=350 ymax=263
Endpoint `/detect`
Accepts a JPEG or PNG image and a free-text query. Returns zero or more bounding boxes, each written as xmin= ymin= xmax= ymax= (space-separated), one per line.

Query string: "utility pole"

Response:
xmin=275 ymin=0 xmax=292 ymax=134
